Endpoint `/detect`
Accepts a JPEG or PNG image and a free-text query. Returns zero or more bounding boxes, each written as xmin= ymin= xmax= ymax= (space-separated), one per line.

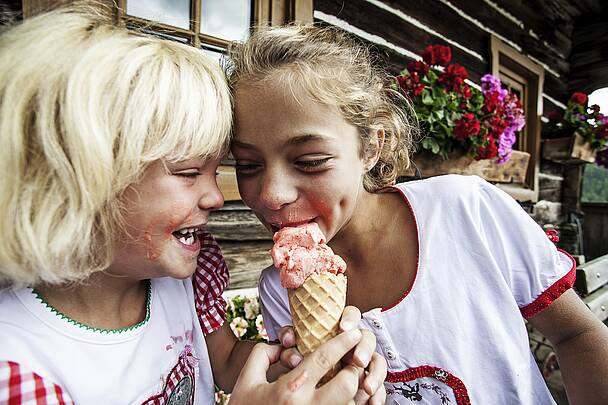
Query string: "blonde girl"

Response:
xmin=0 ymin=7 xmax=386 ymax=404
xmin=226 ymin=24 xmax=608 ymax=404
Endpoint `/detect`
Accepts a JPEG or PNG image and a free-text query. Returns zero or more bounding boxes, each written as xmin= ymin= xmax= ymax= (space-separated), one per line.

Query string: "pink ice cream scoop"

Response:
xmin=271 ymin=223 xmax=346 ymax=289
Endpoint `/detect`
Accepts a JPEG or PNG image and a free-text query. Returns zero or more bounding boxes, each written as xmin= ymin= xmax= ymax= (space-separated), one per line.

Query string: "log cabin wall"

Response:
xmin=313 ymin=0 xmax=606 ymax=114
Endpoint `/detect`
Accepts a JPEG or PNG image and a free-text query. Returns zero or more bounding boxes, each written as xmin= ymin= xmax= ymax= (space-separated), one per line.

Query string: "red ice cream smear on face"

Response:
xmin=271 ymin=223 xmax=346 ymax=289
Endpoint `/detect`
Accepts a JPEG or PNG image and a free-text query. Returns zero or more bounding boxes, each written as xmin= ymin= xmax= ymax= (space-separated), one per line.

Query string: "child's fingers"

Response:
xmin=368 ymin=377 xmax=387 ymax=405
xmin=239 ymin=343 xmax=282 ymax=386
xmin=315 ymin=364 xmax=361 ymax=404
xmin=280 ymin=347 xmax=303 ymax=369
xmin=298 ymin=328 xmax=362 ymax=384
xmin=278 ymin=325 xmax=296 ymax=348
xmin=339 ymin=306 xmax=362 ymax=332
xmin=362 ymin=352 xmax=387 ymax=396
xmin=351 ymin=329 xmax=376 ymax=368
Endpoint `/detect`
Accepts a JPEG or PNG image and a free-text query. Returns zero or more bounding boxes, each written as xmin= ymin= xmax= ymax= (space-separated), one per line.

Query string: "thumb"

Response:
xmin=237 ymin=343 xmax=283 ymax=387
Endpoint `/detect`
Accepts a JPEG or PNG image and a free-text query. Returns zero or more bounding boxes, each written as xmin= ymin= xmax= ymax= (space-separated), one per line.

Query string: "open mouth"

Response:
xmin=269 ymin=219 xmax=315 ymax=233
xmin=172 ymin=227 xmax=200 ymax=247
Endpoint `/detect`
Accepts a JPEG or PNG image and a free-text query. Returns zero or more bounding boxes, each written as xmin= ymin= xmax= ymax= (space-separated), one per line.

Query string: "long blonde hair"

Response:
xmin=226 ymin=24 xmax=419 ymax=192
xmin=0 ymin=5 xmax=232 ymax=287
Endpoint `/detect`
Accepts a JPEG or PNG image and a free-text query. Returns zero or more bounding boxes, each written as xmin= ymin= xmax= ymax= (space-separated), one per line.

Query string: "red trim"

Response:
xmin=520 ymin=248 xmax=577 ymax=319
xmin=381 ymin=185 xmax=420 ymax=311
xmin=386 ymin=365 xmax=471 ymax=405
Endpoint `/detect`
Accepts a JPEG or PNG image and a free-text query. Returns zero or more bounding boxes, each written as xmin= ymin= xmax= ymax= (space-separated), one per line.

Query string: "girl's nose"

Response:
xmin=198 ymin=177 xmax=224 ymax=211
xmin=258 ymin=169 xmax=297 ymax=211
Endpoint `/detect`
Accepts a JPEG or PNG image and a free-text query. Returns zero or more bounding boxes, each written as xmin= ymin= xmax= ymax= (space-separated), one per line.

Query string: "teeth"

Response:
xmin=177 ymin=227 xmax=198 ymax=235
xmin=178 ymin=235 xmax=196 ymax=245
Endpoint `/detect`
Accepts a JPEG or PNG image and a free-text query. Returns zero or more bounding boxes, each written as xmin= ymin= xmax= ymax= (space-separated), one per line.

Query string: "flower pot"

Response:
xmin=401 ymin=149 xmax=531 ymax=184
xmin=542 ymin=132 xmax=596 ymax=164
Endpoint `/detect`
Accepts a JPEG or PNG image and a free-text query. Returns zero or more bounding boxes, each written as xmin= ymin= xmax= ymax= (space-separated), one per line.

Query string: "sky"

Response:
xmin=589 ymin=88 xmax=608 ymax=112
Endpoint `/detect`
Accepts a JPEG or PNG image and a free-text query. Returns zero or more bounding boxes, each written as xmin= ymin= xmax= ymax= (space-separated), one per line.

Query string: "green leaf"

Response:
xmin=422 ymin=90 xmax=434 ymax=105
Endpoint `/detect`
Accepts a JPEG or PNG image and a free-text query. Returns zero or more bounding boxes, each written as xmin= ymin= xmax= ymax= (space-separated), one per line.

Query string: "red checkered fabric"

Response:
xmin=141 ymin=346 xmax=198 ymax=404
xmin=193 ymin=231 xmax=229 ymax=335
xmin=0 ymin=361 xmax=74 ymax=405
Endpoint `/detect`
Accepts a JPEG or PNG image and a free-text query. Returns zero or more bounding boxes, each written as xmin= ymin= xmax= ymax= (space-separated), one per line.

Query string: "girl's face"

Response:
xmin=110 ymin=157 xmax=224 ymax=280
xmin=232 ymin=81 xmax=373 ymax=241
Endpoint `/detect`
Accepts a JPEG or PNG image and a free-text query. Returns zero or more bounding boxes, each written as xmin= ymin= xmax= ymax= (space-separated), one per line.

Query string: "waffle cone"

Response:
xmin=288 ymin=272 xmax=347 ymax=384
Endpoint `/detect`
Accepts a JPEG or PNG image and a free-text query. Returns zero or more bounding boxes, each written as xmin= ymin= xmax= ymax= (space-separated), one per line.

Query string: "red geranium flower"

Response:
xmin=422 ymin=44 xmax=451 ymax=67
xmin=475 ymin=136 xmax=498 ymax=160
xmin=407 ymin=60 xmax=429 ymax=76
xmin=570 ymin=92 xmax=588 ymax=105
xmin=453 ymin=113 xmax=480 ymax=140
xmin=437 ymin=63 xmax=468 ymax=92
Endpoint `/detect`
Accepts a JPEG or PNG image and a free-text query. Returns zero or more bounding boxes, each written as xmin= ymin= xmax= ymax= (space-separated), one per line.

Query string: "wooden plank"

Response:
xmin=217 ymin=165 xmax=241 ymax=201
xmin=574 ymin=254 xmax=608 ymax=296
xmin=207 ymin=209 xmax=271 ymax=241
xmin=492 ymin=0 xmax=573 ymax=58
xmin=445 ymin=0 xmax=568 ymax=78
xmin=542 ymin=133 xmax=596 ymax=164
xmin=314 ymin=0 xmax=489 ymax=81
xmin=218 ymin=240 xmax=274 ymax=290
xmin=292 ymin=0 xmax=313 ymax=23
xmin=401 ymin=150 xmax=530 ymax=184
xmin=583 ymin=284 xmax=608 ymax=322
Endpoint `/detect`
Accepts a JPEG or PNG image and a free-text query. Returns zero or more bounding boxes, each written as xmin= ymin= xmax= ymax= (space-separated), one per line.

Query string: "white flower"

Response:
xmin=230 ymin=317 xmax=249 ymax=338
xmin=244 ymin=297 xmax=260 ymax=320
xmin=226 ymin=297 xmax=236 ymax=314
xmin=255 ymin=314 xmax=268 ymax=340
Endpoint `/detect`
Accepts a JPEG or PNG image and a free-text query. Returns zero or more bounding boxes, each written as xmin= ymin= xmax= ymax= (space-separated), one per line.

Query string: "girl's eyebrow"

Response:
xmin=232 ymin=134 xmax=328 ymax=150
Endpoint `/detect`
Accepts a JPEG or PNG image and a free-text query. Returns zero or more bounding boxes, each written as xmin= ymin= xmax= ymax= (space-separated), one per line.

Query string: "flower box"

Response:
xmin=401 ymin=149 xmax=530 ymax=184
xmin=542 ymin=133 xmax=596 ymax=164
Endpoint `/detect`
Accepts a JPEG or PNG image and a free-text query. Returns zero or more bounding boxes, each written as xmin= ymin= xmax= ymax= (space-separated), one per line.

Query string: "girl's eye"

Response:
xmin=235 ymin=162 xmax=262 ymax=174
xmin=175 ymin=170 xmax=201 ymax=178
xmin=296 ymin=157 xmax=332 ymax=171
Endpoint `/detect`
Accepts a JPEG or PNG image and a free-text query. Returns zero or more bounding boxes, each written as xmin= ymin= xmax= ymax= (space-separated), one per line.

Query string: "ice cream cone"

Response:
xmin=288 ymin=272 xmax=347 ymax=384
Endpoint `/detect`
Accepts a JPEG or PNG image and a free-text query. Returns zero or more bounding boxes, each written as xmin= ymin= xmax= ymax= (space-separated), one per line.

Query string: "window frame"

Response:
xmin=491 ymin=35 xmax=545 ymax=202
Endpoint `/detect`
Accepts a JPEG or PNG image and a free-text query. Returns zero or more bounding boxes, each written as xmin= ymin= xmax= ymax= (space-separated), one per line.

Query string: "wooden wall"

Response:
xmin=582 ymin=203 xmax=608 ymax=261
xmin=313 ymin=0 xmax=604 ymax=115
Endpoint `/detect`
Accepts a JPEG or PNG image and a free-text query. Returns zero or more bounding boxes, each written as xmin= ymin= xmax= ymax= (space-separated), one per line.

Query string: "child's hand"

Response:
xmin=277 ymin=306 xmax=387 ymax=404
xmin=230 ymin=328 xmax=383 ymax=404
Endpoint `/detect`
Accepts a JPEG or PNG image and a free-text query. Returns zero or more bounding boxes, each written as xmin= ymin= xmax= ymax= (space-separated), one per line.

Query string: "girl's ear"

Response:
xmin=363 ymin=127 xmax=385 ymax=172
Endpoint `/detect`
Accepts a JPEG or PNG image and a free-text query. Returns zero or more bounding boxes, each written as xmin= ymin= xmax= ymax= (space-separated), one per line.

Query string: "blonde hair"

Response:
xmin=0 ymin=5 xmax=232 ymax=287
xmin=226 ymin=24 xmax=419 ymax=192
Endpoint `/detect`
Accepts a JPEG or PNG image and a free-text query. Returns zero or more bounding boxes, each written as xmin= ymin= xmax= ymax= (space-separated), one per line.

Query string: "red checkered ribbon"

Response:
xmin=193 ymin=231 xmax=229 ymax=335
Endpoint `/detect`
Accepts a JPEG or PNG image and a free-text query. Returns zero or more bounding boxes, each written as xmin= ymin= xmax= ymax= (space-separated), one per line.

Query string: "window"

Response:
xmin=119 ymin=0 xmax=253 ymax=50
xmin=491 ymin=36 xmax=544 ymax=202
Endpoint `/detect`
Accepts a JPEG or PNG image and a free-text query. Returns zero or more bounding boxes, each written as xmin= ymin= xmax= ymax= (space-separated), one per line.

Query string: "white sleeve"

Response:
xmin=258 ymin=267 xmax=292 ymax=342
xmin=475 ymin=177 xmax=576 ymax=318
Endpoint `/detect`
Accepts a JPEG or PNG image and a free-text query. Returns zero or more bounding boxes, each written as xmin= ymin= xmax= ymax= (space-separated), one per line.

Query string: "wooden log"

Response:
xmin=401 ymin=149 xmax=530 ymax=184
xmin=574 ymin=254 xmax=608 ymax=296
xmin=444 ymin=0 xmax=569 ymax=78
xmin=314 ymin=0 xmax=489 ymax=80
xmin=218 ymin=240 xmax=274 ymax=290
xmin=542 ymin=133 xmax=596 ymax=164
xmin=207 ymin=201 xmax=272 ymax=241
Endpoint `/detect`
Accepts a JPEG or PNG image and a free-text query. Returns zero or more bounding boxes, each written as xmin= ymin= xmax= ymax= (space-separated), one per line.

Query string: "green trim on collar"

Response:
xmin=31 ymin=280 xmax=152 ymax=334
